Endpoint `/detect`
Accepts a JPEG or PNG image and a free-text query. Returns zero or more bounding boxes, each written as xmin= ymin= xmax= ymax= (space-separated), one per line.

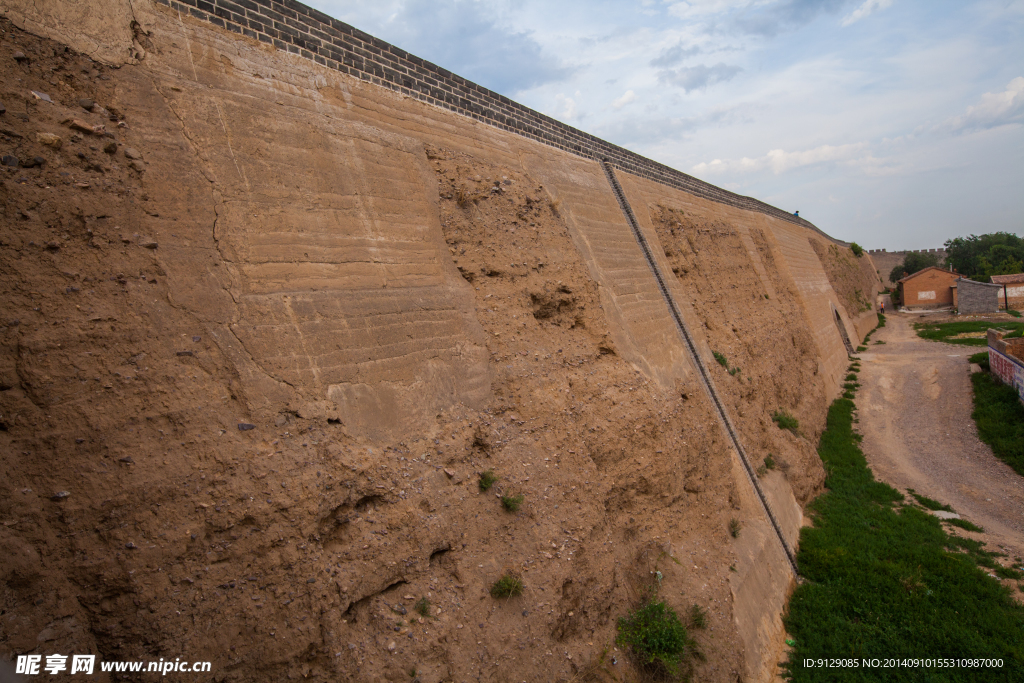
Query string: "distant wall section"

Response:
xmin=869 ymin=248 xmax=947 ymax=285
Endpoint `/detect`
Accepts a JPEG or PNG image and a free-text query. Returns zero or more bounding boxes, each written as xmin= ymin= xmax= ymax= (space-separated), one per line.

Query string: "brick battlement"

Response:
xmin=155 ymin=0 xmax=843 ymax=243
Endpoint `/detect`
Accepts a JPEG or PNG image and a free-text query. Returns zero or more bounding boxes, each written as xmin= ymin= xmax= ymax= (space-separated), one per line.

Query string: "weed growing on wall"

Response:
xmin=490 ymin=573 xmax=523 ymax=599
xmin=772 ymin=410 xmax=799 ymax=432
xmin=478 ymin=470 xmax=498 ymax=491
xmin=616 ymin=599 xmax=692 ymax=678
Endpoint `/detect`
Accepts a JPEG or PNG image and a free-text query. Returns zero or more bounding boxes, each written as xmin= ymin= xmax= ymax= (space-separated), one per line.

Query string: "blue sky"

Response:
xmin=305 ymin=0 xmax=1023 ymax=250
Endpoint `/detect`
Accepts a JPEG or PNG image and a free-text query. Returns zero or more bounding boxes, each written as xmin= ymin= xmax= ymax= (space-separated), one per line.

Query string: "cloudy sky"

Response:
xmin=306 ymin=0 xmax=1023 ymax=250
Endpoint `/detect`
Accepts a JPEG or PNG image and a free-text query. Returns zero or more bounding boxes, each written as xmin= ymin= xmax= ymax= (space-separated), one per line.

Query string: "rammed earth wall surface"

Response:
xmin=155 ymin=0 xmax=842 ymax=242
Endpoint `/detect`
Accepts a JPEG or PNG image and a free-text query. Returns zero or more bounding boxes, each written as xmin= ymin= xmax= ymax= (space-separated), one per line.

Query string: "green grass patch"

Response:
xmin=772 ymin=409 xmax=799 ymax=432
xmin=783 ymin=383 xmax=1024 ymax=681
xmin=1008 ymin=310 xmax=1021 ymax=318
xmin=968 ymin=351 xmax=990 ymax=372
xmin=877 ymin=311 xmax=886 ymax=328
xmin=946 ymin=518 xmax=984 ymax=533
xmin=913 ymin=320 xmax=1024 ymax=347
xmin=713 ymin=350 xmax=728 ymax=368
xmin=970 ymin=371 xmax=1024 ymax=477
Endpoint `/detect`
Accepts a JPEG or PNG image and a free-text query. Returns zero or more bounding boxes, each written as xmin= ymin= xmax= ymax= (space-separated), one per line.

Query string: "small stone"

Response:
xmin=393 ymin=604 xmax=407 ymax=615
xmin=129 ymin=160 xmax=145 ymax=172
xmin=238 ymin=423 xmax=256 ymax=431
xmin=306 ymin=577 xmax=316 ymax=583
xmin=78 ymin=98 xmax=95 ymax=110
xmin=103 ymin=141 xmax=117 ymax=154
xmin=125 ymin=542 xmax=137 ymax=549
xmin=176 ymin=351 xmax=193 ymax=357
xmin=192 ymin=335 xmax=202 ymax=342
xmin=0 ymin=102 xmax=5 ymax=115
xmin=13 ymin=51 xmax=27 ymax=62
xmin=275 ymin=415 xmax=287 ymax=427
xmin=2 ymin=155 xmax=18 ymax=168
xmin=124 ymin=147 xmax=142 ymax=160
xmin=119 ymin=456 xmax=134 ymax=464
xmin=387 ymin=641 xmax=396 ymax=652
xmin=51 ymin=491 xmax=70 ymax=501
xmin=30 ymin=90 xmax=52 ymax=102
xmin=444 ymin=468 xmax=455 ymax=478
xmin=36 ymin=132 xmax=62 ymax=148
xmin=139 ymin=238 xmax=158 ymax=249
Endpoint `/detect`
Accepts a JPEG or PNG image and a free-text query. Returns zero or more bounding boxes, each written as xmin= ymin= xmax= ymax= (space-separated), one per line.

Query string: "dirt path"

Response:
xmin=856 ymin=307 xmax=1024 ymax=585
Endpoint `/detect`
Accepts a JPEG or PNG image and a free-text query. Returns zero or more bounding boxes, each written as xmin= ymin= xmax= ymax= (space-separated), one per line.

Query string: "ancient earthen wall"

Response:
xmin=0 ymin=2 xmax=881 ymax=682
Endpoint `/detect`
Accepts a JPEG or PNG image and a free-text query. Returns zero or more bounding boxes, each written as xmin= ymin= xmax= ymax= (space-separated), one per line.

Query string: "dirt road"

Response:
xmin=856 ymin=308 xmax=1024 ymax=583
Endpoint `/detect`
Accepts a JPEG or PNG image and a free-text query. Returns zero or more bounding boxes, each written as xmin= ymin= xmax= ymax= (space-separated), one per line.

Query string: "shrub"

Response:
xmin=616 ymin=599 xmax=690 ymax=676
xmin=764 ymin=454 xmax=776 ymax=470
xmin=414 ymin=597 xmax=431 ymax=617
xmin=772 ymin=410 xmax=799 ymax=432
xmin=501 ymin=494 xmax=524 ymax=512
xmin=490 ymin=573 xmax=523 ymax=598
xmin=713 ymin=351 xmax=728 ymax=368
xmin=478 ymin=470 xmax=498 ymax=491
xmin=850 ymin=242 xmax=864 ymax=257
xmin=729 ymin=518 xmax=742 ymax=538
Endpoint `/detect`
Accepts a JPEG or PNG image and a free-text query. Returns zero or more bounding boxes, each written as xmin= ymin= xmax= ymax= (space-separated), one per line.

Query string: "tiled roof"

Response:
xmin=990 ymin=273 xmax=1024 ymax=285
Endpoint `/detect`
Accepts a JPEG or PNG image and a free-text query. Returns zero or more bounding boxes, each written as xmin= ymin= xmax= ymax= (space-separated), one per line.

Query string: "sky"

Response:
xmin=304 ymin=0 xmax=1024 ymax=250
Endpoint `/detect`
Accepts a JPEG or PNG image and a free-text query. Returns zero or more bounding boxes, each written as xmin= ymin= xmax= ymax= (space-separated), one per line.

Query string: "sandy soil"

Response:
xmin=856 ymin=305 xmax=1024 ymax=594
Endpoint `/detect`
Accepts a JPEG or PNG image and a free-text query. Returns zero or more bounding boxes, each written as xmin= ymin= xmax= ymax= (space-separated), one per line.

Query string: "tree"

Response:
xmin=945 ymin=233 xmax=1024 ymax=281
xmin=889 ymin=251 xmax=939 ymax=283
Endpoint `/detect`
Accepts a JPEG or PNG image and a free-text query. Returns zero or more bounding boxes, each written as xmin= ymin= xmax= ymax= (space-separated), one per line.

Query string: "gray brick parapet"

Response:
xmin=156 ymin=0 xmax=841 ymax=241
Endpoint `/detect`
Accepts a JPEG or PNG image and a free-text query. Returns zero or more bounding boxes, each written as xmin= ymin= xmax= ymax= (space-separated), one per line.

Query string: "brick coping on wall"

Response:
xmin=156 ymin=0 xmax=845 ymax=243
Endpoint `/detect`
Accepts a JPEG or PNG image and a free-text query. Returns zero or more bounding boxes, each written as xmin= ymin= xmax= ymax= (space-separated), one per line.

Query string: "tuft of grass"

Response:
xmin=1007 ymin=310 xmax=1021 ymax=318
xmin=729 ymin=366 xmax=741 ymax=377
xmin=478 ymin=470 xmax=498 ymax=492
xmin=970 ymin=371 xmax=1024 ymax=477
xmin=783 ymin=374 xmax=1024 ymax=681
xmin=501 ymin=493 xmax=524 ymax=512
xmin=856 ymin=345 xmax=868 ymax=352
xmin=689 ymin=604 xmax=708 ymax=630
xmin=914 ymin=320 xmax=1024 ymax=347
xmin=713 ymin=350 xmax=728 ymax=368
xmin=729 ymin=518 xmax=742 ymax=538
xmin=616 ymin=599 xmax=692 ymax=677
xmin=995 ymin=565 xmax=1024 ymax=580
xmin=414 ymin=597 xmax=431 ymax=617
xmin=772 ymin=409 xmax=799 ymax=432
xmin=947 ymin=518 xmax=985 ymax=533
xmin=490 ymin=573 xmax=523 ymax=599
xmin=968 ymin=350 xmax=990 ymax=372
xmin=876 ymin=311 xmax=886 ymax=327
xmin=908 ymin=491 xmax=953 ymax=512
xmin=845 ymin=373 xmax=858 ymax=381
xmin=764 ymin=454 xmax=776 ymax=470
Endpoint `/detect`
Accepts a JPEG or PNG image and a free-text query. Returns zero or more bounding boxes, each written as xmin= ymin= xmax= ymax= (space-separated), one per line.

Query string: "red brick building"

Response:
xmin=896 ymin=266 xmax=959 ymax=310
xmin=990 ymin=273 xmax=1024 ymax=311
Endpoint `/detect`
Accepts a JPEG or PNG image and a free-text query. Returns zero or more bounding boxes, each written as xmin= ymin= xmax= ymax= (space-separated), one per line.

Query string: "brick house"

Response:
xmin=896 ymin=266 xmax=959 ymax=310
xmin=990 ymin=273 xmax=1024 ymax=311
xmin=953 ymin=277 xmax=1001 ymax=314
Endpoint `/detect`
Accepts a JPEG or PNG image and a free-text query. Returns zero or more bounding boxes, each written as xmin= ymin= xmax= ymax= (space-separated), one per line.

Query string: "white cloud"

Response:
xmin=555 ymin=93 xmax=579 ymax=119
xmin=612 ymin=90 xmax=637 ymax=109
xmin=692 ymin=142 xmax=866 ymax=175
xmin=842 ymin=0 xmax=894 ymax=27
xmin=941 ymin=77 xmax=1024 ymax=133
xmin=658 ymin=63 xmax=742 ymax=91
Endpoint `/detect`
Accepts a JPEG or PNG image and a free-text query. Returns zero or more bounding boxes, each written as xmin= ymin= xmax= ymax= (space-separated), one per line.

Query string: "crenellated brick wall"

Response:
xmin=154 ymin=0 xmax=843 ymax=242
